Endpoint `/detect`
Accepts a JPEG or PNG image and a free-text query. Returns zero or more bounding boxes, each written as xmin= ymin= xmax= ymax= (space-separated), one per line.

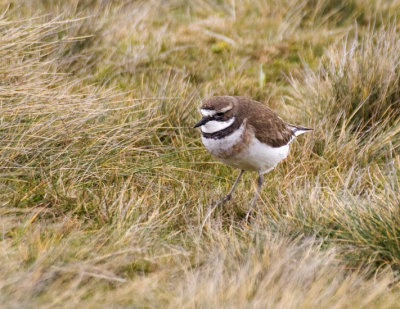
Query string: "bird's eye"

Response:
xmin=215 ymin=112 xmax=224 ymax=117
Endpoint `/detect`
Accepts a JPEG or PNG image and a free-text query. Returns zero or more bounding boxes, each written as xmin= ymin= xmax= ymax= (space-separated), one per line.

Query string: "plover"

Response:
xmin=194 ymin=96 xmax=312 ymax=219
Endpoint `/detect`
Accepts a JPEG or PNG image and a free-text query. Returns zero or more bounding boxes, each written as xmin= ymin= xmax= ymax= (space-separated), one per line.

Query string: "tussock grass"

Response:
xmin=1 ymin=0 xmax=400 ymax=308
xmin=291 ymin=24 xmax=400 ymax=131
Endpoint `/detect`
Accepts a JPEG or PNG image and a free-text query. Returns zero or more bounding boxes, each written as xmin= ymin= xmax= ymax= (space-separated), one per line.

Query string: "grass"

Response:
xmin=1 ymin=0 xmax=400 ymax=308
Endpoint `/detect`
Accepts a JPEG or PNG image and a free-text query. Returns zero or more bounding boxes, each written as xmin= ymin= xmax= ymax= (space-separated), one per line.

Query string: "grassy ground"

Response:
xmin=1 ymin=0 xmax=400 ymax=308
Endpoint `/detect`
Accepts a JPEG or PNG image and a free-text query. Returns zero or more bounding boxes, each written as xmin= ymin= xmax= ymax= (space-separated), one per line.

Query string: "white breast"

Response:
xmin=201 ymin=122 xmax=244 ymax=156
xmin=202 ymin=125 xmax=289 ymax=173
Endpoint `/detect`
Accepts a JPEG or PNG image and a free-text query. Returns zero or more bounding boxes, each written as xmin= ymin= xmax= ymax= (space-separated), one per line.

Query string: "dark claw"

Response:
xmin=223 ymin=194 xmax=232 ymax=202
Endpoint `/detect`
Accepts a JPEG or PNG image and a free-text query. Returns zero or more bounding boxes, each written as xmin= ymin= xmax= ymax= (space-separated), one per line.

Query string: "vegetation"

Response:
xmin=1 ymin=0 xmax=399 ymax=307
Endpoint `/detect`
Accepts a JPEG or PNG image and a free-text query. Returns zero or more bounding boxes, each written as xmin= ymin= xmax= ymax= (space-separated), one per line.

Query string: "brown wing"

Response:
xmin=236 ymin=97 xmax=293 ymax=147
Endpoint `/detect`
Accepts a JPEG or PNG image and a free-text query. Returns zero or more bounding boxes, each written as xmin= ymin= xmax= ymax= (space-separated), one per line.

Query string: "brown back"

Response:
xmin=234 ymin=97 xmax=294 ymax=147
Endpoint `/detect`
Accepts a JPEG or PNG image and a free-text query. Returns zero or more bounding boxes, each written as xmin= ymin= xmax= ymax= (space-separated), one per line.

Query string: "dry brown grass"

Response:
xmin=1 ymin=0 xmax=400 ymax=308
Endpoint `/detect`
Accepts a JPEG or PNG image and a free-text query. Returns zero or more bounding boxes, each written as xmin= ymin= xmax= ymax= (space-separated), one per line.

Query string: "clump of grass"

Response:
xmin=291 ymin=24 xmax=400 ymax=131
xmin=282 ymin=21 xmax=400 ymax=274
xmin=170 ymin=233 xmax=397 ymax=308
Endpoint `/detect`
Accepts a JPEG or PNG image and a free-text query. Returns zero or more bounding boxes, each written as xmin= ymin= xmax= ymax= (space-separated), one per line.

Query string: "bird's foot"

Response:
xmin=244 ymin=209 xmax=254 ymax=224
xmin=211 ymin=193 xmax=232 ymax=207
xmin=222 ymin=193 xmax=232 ymax=203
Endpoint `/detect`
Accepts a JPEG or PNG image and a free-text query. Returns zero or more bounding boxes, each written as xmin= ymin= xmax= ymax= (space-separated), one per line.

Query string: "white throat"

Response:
xmin=201 ymin=117 xmax=235 ymax=134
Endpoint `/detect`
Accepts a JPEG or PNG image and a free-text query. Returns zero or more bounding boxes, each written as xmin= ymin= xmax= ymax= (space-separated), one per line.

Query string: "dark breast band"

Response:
xmin=201 ymin=118 xmax=242 ymax=139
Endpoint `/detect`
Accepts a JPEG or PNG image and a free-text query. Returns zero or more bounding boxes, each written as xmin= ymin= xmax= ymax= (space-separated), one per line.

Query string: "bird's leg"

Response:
xmin=216 ymin=169 xmax=244 ymax=206
xmin=203 ymin=170 xmax=244 ymax=229
xmin=245 ymin=171 xmax=264 ymax=222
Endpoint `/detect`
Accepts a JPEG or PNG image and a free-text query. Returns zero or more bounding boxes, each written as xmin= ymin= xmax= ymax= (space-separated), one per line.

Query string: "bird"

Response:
xmin=194 ymin=96 xmax=312 ymax=220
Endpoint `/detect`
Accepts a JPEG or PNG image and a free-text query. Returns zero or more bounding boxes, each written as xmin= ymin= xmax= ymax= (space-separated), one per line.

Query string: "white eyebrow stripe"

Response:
xmin=219 ymin=105 xmax=233 ymax=113
xmin=200 ymin=117 xmax=235 ymax=134
xmin=200 ymin=109 xmax=216 ymax=117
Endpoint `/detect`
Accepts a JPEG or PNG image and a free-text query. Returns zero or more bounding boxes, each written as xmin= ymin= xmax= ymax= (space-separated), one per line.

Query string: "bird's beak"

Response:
xmin=193 ymin=117 xmax=210 ymax=128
